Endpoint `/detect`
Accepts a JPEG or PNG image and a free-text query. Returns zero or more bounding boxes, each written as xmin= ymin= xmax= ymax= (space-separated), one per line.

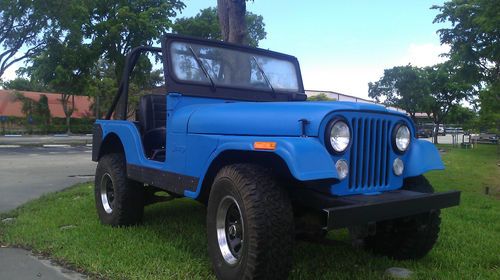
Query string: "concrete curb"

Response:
xmin=0 ymin=135 xmax=92 ymax=147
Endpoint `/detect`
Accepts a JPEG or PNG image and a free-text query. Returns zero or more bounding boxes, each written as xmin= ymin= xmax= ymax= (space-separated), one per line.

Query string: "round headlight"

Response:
xmin=394 ymin=124 xmax=411 ymax=153
xmin=327 ymin=120 xmax=350 ymax=153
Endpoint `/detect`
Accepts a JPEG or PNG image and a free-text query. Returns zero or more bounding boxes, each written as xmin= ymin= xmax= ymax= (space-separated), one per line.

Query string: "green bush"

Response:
xmin=1 ymin=116 xmax=95 ymax=135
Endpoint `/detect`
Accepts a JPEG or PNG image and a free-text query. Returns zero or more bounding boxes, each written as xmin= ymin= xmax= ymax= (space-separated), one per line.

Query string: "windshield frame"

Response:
xmin=162 ymin=34 xmax=306 ymax=102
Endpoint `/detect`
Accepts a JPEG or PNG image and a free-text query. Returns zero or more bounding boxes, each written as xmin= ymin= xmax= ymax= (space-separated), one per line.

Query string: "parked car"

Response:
xmin=437 ymin=125 xmax=446 ymax=136
xmin=445 ymin=127 xmax=464 ymax=134
xmin=417 ymin=127 xmax=432 ymax=138
xmin=472 ymin=133 xmax=499 ymax=144
xmin=92 ymin=34 xmax=460 ymax=279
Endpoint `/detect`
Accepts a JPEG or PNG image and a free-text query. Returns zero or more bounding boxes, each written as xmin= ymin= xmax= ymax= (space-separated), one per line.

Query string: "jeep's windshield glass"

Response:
xmin=170 ymin=41 xmax=299 ymax=92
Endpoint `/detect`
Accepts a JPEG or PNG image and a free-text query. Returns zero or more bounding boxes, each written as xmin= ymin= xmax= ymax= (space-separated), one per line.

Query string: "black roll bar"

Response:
xmin=105 ymin=46 xmax=162 ymax=120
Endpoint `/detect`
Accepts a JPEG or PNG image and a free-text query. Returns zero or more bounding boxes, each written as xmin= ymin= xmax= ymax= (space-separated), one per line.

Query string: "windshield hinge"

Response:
xmin=299 ymin=119 xmax=310 ymax=137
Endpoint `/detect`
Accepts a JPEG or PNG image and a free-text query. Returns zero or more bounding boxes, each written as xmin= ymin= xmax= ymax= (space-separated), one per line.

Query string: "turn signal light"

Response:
xmin=253 ymin=142 xmax=277 ymax=150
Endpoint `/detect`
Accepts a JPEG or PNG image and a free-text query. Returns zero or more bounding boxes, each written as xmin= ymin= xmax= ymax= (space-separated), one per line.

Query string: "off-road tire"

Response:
xmin=207 ymin=164 xmax=294 ymax=280
xmin=363 ymin=175 xmax=441 ymax=260
xmin=94 ymin=153 xmax=144 ymax=226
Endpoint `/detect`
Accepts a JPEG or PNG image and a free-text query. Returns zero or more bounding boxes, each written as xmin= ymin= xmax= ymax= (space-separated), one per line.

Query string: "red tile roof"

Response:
xmin=0 ymin=90 xmax=94 ymax=118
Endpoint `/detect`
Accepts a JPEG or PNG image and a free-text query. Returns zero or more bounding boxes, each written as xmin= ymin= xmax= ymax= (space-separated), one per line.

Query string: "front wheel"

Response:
xmin=362 ymin=175 xmax=441 ymax=260
xmin=206 ymin=164 xmax=294 ymax=280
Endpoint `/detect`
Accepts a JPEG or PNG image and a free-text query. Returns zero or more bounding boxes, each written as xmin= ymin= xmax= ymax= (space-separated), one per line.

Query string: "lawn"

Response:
xmin=1 ymin=145 xmax=499 ymax=279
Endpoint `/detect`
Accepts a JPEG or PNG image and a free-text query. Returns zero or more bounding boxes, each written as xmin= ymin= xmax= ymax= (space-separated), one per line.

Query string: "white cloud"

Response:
xmin=397 ymin=43 xmax=449 ymax=67
xmin=301 ymin=43 xmax=450 ymax=99
xmin=302 ymin=64 xmax=382 ymax=99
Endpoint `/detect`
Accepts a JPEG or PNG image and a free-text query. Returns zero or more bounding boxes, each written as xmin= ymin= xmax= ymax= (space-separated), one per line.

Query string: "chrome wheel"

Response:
xmin=100 ymin=173 xmax=114 ymax=214
xmin=216 ymin=195 xmax=244 ymax=265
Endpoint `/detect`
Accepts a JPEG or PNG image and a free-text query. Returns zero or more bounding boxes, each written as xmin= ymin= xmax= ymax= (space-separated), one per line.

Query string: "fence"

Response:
xmin=305 ymin=90 xmax=407 ymax=113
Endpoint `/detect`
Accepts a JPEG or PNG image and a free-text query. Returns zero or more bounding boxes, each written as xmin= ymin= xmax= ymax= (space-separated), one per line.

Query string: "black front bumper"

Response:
xmin=292 ymin=188 xmax=461 ymax=230
xmin=323 ymin=190 xmax=460 ymax=229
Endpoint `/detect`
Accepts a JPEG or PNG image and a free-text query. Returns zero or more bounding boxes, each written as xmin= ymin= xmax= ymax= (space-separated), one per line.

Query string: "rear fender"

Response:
xmin=95 ymin=120 xmax=151 ymax=166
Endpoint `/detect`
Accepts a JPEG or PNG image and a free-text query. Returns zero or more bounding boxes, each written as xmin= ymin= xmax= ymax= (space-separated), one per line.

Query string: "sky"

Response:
xmin=2 ymin=0 xmax=450 ymax=99
xmin=179 ymin=0 xmax=450 ymax=98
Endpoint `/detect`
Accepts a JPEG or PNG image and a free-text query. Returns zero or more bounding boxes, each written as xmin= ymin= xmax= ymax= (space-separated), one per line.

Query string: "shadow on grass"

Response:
xmin=142 ymin=199 xmax=209 ymax=261
xmin=138 ymin=199 xmax=397 ymax=279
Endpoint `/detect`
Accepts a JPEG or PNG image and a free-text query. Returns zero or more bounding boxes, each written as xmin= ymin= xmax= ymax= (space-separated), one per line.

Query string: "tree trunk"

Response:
xmin=433 ymin=122 xmax=439 ymax=144
xmin=95 ymin=94 xmax=100 ymax=119
xmin=409 ymin=112 xmax=416 ymax=123
xmin=217 ymin=0 xmax=251 ymax=85
xmin=66 ymin=115 xmax=71 ymax=134
xmin=60 ymin=94 xmax=75 ymax=135
xmin=217 ymin=0 xmax=248 ymax=45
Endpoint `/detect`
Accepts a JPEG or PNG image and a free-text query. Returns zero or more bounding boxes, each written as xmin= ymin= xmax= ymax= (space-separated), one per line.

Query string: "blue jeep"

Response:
xmin=92 ymin=34 xmax=460 ymax=279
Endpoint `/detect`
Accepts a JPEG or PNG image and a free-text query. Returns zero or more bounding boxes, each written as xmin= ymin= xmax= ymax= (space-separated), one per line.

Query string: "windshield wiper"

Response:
xmin=252 ymin=56 xmax=276 ymax=98
xmin=188 ymin=46 xmax=216 ymax=92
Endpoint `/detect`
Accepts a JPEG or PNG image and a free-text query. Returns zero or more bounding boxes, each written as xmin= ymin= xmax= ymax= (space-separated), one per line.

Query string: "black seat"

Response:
xmin=137 ymin=94 xmax=167 ymax=160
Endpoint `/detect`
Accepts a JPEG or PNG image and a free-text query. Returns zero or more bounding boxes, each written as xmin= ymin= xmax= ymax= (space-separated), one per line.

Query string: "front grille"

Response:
xmin=348 ymin=117 xmax=392 ymax=190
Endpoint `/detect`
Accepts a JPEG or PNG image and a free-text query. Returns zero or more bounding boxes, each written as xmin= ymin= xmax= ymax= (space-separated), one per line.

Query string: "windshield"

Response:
xmin=170 ymin=41 xmax=300 ymax=92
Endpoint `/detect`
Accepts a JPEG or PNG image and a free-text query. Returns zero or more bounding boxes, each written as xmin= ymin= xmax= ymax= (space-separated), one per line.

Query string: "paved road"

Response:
xmin=0 ymin=146 xmax=96 ymax=212
xmin=1 ymin=145 xmax=94 ymax=279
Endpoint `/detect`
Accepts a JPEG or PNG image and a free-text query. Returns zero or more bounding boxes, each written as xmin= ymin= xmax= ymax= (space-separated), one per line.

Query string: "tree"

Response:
xmin=433 ymin=0 xmax=500 ymax=86
xmin=0 ymin=0 xmax=52 ymax=79
xmin=444 ymin=104 xmax=477 ymax=131
xmin=2 ymin=0 xmax=185 ymax=86
xmin=369 ymin=63 xmax=473 ymax=143
xmin=77 ymin=0 xmax=184 ymax=120
xmin=2 ymin=77 xmax=47 ymax=92
xmin=424 ymin=62 xmax=473 ymax=143
xmin=20 ymin=0 xmax=184 ymax=127
xmin=28 ymin=35 xmax=95 ymax=133
xmin=87 ymin=59 xmax=119 ymax=119
xmin=307 ymin=93 xmax=336 ymax=101
xmin=173 ymin=7 xmax=266 ymax=47
xmin=368 ymin=65 xmax=432 ymax=120
xmin=14 ymin=91 xmax=35 ymax=124
xmin=35 ymin=94 xmax=51 ymax=132
xmin=87 ymin=0 xmax=185 ymax=81
xmin=87 ymin=57 xmax=164 ymax=119
xmin=433 ymin=0 xmax=499 ymax=134
xmin=13 ymin=92 xmax=51 ymax=133
xmin=217 ymin=0 xmax=248 ymax=45
xmin=477 ymin=84 xmax=500 ymax=134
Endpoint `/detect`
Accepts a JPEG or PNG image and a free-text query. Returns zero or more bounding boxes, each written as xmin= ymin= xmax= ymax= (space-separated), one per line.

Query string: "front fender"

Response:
xmin=404 ymin=139 xmax=444 ymax=178
xmin=184 ymin=136 xmax=338 ymax=198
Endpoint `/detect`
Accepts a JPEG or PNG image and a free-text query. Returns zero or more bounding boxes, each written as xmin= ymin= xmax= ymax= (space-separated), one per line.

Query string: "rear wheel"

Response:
xmin=362 ymin=175 xmax=441 ymax=260
xmin=94 ymin=153 xmax=144 ymax=226
xmin=206 ymin=164 xmax=294 ymax=280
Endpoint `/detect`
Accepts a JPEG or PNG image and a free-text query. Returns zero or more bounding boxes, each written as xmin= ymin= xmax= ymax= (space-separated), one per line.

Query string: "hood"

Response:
xmin=186 ymin=101 xmax=404 ymax=137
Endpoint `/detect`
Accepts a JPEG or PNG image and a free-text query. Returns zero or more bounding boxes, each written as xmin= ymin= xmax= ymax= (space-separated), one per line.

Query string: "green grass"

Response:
xmin=1 ymin=145 xmax=499 ymax=279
